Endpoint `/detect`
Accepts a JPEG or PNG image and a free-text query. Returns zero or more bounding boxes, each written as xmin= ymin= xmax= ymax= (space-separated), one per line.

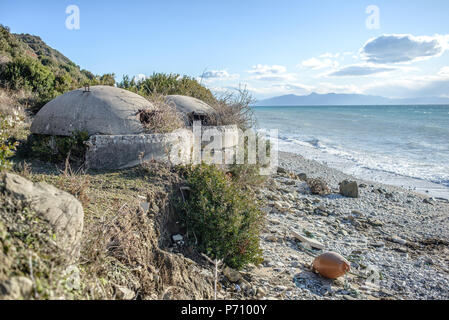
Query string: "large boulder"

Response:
xmin=31 ymin=86 xmax=155 ymax=136
xmin=1 ymin=173 xmax=84 ymax=262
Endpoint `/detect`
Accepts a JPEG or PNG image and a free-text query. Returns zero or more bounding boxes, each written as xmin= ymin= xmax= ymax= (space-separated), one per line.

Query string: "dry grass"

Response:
xmin=138 ymin=94 xmax=184 ymax=133
xmin=0 ymin=87 xmax=32 ymax=118
xmin=55 ymin=156 xmax=91 ymax=208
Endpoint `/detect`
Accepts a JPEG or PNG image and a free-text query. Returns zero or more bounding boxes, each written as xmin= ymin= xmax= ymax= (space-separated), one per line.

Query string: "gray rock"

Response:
xmin=370 ymin=241 xmax=385 ymax=248
xmin=2 ymin=173 xmax=84 ymax=262
xmin=256 ymin=287 xmax=267 ymax=298
xmin=291 ymin=230 xmax=325 ymax=250
xmin=0 ymin=277 xmax=33 ymax=300
xmin=390 ymin=236 xmax=407 ymax=245
xmin=115 ymin=286 xmax=135 ymax=300
xmin=223 ymin=267 xmax=242 ymax=283
xmin=339 ymin=180 xmax=359 ymax=198
xmin=276 ymin=167 xmax=288 ymax=174
xmin=367 ymin=219 xmax=383 ymax=227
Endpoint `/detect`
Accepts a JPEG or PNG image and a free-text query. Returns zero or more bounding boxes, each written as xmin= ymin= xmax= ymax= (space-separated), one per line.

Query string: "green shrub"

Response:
xmin=29 ymin=131 xmax=89 ymax=163
xmin=0 ymin=113 xmax=20 ymax=171
xmin=176 ymin=164 xmax=264 ymax=270
xmin=118 ymin=73 xmax=217 ymax=106
xmin=0 ymin=56 xmax=55 ymax=96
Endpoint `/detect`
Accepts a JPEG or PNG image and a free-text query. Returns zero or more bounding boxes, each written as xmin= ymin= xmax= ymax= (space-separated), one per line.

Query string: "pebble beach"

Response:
xmin=232 ymin=151 xmax=449 ymax=300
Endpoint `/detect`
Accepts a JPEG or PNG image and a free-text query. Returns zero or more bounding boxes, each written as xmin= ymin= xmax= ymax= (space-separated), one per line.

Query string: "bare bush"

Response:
xmin=209 ymin=85 xmax=256 ymax=130
xmin=138 ymin=94 xmax=184 ymax=133
xmin=56 ymin=156 xmax=91 ymax=207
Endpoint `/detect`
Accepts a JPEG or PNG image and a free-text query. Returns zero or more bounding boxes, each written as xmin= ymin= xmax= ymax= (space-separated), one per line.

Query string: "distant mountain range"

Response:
xmin=255 ymin=92 xmax=449 ymax=106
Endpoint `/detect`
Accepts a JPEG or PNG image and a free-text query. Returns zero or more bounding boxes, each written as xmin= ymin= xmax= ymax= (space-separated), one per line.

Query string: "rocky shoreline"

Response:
xmin=229 ymin=151 xmax=449 ymax=300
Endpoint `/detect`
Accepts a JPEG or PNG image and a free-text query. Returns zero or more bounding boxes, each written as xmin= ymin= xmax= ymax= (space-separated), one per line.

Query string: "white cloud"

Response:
xmin=362 ymin=71 xmax=449 ymax=98
xmin=201 ymin=69 xmax=239 ymax=80
xmin=315 ymin=82 xmax=363 ymax=94
xmin=247 ymin=64 xmax=287 ymax=75
xmin=133 ymin=74 xmax=146 ymax=82
xmin=301 ymin=57 xmax=339 ymax=70
xmin=246 ymin=64 xmax=297 ymax=81
xmin=439 ymin=66 xmax=449 ymax=77
xmin=319 ymin=52 xmax=340 ymax=59
xmin=328 ymin=64 xmax=396 ymax=77
xmin=361 ymin=34 xmax=449 ymax=64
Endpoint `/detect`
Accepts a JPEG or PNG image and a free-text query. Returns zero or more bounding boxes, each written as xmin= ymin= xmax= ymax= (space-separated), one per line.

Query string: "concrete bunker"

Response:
xmin=165 ymin=95 xmax=216 ymax=126
xmin=30 ymin=86 xmax=238 ymax=169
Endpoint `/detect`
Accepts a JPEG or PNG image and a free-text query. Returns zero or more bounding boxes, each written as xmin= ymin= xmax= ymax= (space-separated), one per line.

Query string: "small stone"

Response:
xmin=277 ymin=167 xmax=287 ymax=174
xmin=314 ymin=206 xmax=329 ymax=216
xmin=292 ymin=230 xmax=325 ymax=250
xmin=256 ymin=287 xmax=267 ymax=298
xmin=223 ymin=267 xmax=242 ymax=283
xmin=307 ymin=178 xmax=331 ymax=196
xmin=370 ymin=241 xmax=385 ymax=248
xmin=390 ymin=235 xmax=407 ymax=245
xmin=140 ymin=202 xmax=150 ymax=212
xmin=339 ymin=180 xmax=359 ymax=198
xmin=115 ymin=286 xmax=135 ymax=300
xmin=351 ymin=210 xmax=364 ymax=217
xmin=172 ymin=234 xmax=183 ymax=242
xmin=0 ymin=277 xmax=34 ymax=300
xmin=298 ymin=173 xmax=307 ymax=181
xmin=333 ymin=278 xmax=345 ymax=287
xmin=368 ymin=219 xmax=383 ymax=227
xmin=0 ymin=277 xmax=33 ymax=300
xmin=290 ymin=261 xmax=300 ymax=268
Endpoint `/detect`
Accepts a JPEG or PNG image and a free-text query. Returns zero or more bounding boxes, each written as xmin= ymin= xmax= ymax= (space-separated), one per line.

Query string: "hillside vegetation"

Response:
xmin=0 ymin=25 xmax=115 ymax=113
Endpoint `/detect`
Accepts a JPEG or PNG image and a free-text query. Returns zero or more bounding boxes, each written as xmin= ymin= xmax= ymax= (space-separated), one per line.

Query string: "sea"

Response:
xmin=253 ymin=105 xmax=449 ymax=199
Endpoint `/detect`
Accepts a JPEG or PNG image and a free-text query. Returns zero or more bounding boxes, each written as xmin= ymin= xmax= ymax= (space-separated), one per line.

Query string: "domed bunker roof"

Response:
xmin=31 ymin=86 xmax=155 ymax=136
xmin=165 ymin=95 xmax=216 ymax=125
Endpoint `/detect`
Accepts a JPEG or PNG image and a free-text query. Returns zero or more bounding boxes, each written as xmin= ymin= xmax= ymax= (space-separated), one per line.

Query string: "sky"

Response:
xmin=1 ymin=0 xmax=449 ymax=99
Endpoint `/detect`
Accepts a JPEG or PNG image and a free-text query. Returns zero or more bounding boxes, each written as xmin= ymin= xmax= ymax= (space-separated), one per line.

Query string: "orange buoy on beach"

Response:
xmin=313 ymin=251 xmax=350 ymax=279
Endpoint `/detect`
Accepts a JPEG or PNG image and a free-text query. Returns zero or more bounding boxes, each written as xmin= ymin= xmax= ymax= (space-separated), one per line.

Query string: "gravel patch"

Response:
xmin=229 ymin=151 xmax=449 ymax=300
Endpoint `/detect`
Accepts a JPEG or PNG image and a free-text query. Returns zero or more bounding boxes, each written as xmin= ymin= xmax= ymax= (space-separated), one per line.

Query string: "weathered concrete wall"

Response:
xmin=85 ymin=129 xmax=194 ymax=169
xmin=85 ymin=125 xmax=240 ymax=170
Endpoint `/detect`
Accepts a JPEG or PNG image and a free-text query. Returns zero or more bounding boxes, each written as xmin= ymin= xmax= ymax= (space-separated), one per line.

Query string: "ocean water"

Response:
xmin=253 ymin=105 xmax=449 ymax=199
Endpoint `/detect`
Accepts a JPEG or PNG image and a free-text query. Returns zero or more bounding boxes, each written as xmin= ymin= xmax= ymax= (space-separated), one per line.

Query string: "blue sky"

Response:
xmin=1 ymin=0 xmax=449 ymax=99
